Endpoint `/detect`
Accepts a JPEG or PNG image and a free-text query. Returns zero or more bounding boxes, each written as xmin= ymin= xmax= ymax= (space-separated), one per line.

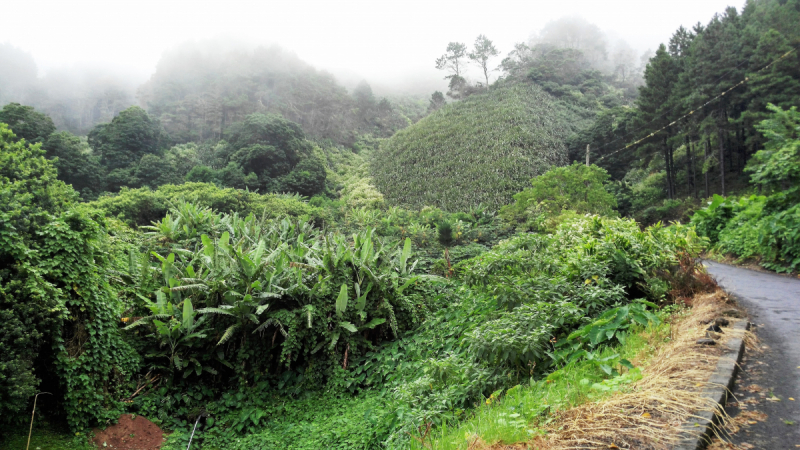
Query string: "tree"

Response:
xmin=611 ymin=42 xmax=638 ymax=84
xmin=468 ymin=35 xmax=500 ymax=88
xmin=637 ymin=44 xmax=680 ymax=199
xmin=219 ymin=114 xmax=325 ymax=195
xmin=88 ymin=106 xmax=166 ymax=171
xmin=185 ymin=165 xmax=216 ymax=184
xmin=135 ymin=153 xmax=178 ymax=188
xmin=745 ymin=103 xmax=800 ymax=196
xmin=275 ymin=153 xmax=327 ymax=196
xmin=740 ymin=29 xmax=800 ymax=150
xmin=43 ymin=131 xmax=104 ymax=199
xmin=0 ymin=123 xmax=138 ymax=429
xmin=0 ymin=103 xmax=56 ymax=143
xmin=229 ymin=114 xmax=311 ymax=186
xmin=435 ymin=42 xmax=467 ymax=80
xmin=501 ymin=162 xmax=617 ymax=230
xmin=428 ymin=91 xmax=446 ymax=113
xmin=352 ymin=80 xmax=376 ymax=110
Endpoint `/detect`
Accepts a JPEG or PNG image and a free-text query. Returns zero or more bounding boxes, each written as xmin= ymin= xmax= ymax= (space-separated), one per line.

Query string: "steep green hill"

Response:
xmin=371 ymin=83 xmax=570 ymax=211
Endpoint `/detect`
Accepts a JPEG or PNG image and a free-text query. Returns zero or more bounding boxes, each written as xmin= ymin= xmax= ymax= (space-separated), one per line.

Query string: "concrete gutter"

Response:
xmin=674 ymin=317 xmax=750 ymax=450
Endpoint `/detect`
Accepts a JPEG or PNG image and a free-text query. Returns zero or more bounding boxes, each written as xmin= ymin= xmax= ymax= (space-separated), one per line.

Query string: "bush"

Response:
xmin=89 ymin=182 xmax=324 ymax=227
xmin=501 ymin=162 xmax=617 ymax=231
xmin=1 ymin=124 xmax=138 ymax=430
xmin=348 ymin=215 xmax=703 ymax=446
xmin=690 ymin=105 xmax=800 ymax=272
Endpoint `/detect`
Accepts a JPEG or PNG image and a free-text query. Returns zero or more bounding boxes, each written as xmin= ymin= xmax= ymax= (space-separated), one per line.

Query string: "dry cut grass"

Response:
xmin=489 ymin=290 xmax=750 ymax=450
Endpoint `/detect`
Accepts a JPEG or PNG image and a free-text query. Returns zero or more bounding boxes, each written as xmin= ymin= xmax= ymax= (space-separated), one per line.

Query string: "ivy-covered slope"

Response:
xmin=371 ymin=83 xmax=570 ymax=211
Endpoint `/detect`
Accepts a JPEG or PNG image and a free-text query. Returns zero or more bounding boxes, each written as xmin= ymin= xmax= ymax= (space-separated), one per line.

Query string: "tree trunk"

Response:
xmin=663 ymin=138 xmax=673 ymax=200
xmin=704 ymin=138 xmax=710 ymax=197
xmin=669 ymin=144 xmax=677 ymax=198
xmin=688 ymin=139 xmax=697 ymax=199
xmin=718 ymin=130 xmax=726 ymax=197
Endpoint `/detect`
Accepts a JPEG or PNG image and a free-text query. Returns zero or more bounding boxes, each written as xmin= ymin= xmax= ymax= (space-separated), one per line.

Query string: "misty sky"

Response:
xmin=3 ymin=0 xmax=739 ymax=90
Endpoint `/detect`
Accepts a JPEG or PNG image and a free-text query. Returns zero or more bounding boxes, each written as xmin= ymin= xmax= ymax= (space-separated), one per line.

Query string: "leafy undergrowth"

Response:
xmin=194 ymin=393 xmax=391 ymax=450
xmin=133 ymin=214 xmax=704 ymax=450
xmin=0 ymin=424 xmax=94 ymax=450
xmin=409 ymin=312 xmax=675 ymax=450
xmin=690 ymin=105 xmax=800 ymax=274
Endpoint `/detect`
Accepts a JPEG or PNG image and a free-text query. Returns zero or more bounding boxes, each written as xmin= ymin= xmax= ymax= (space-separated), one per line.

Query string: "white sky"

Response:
xmin=2 ymin=0 xmax=741 ymax=92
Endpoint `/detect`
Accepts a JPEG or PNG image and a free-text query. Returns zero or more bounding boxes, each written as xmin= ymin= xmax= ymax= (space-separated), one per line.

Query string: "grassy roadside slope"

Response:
xmin=416 ymin=288 xmax=746 ymax=450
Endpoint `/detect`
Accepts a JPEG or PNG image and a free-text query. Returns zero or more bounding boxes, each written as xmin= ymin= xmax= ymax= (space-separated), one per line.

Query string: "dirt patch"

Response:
xmin=92 ymin=414 xmax=165 ymax=449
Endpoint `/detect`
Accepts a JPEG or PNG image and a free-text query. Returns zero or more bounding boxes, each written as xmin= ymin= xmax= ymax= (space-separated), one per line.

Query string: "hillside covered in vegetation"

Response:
xmin=372 ymin=84 xmax=570 ymax=211
xmin=2 ymin=0 xmax=800 ymax=448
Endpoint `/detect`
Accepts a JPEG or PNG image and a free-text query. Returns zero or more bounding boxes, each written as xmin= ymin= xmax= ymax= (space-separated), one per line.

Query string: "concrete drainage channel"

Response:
xmin=674 ymin=311 xmax=750 ymax=450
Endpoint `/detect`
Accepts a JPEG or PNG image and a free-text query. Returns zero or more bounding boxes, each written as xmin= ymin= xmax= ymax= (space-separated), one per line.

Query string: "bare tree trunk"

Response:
xmin=669 ymin=144 xmax=677 ymax=198
xmin=718 ymin=130 xmax=726 ymax=197
xmin=705 ymin=138 xmax=710 ymax=197
xmin=690 ymin=141 xmax=698 ymax=199
xmin=663 ymin=138 xmax=673 ymax=200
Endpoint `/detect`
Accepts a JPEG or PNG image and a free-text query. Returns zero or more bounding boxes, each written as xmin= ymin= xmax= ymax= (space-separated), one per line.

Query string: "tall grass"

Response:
xmin=411 ymin=320 xmax=673 ymax=450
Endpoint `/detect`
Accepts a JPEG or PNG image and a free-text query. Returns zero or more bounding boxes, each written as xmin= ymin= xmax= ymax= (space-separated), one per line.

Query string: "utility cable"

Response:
xmin=595 ymin=46 xmax=797 ymax=163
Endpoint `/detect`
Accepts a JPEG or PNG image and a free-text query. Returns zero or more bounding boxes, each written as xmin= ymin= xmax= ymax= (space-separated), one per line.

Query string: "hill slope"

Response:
xmin=371 ymin=83 xmax=569 ymax=211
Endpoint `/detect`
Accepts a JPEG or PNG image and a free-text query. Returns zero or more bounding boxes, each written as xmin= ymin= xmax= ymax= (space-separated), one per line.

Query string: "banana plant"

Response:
xmin=198 ymin=291 xmax=274 ymax=346
xmin=125 ymin=295 xmax=214 ymax=380
xmin=142 ymin=214 xmax=182 ymax=243
xmin=323 ymin=283 xmax=386 ymax=352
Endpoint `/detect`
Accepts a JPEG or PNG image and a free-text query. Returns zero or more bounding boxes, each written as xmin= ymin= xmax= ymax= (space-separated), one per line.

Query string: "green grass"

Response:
xmin=371 ymin=83 xmax=571 ymax=212
xmin=409 ymin=320 xmax=673 ymax=450
xmin=0 ymin=424 xmax=94 ymax=450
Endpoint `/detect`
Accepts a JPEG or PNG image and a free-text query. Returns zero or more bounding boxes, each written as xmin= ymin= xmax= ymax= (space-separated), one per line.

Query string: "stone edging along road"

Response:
xmin=674 ymin=312 xmax=750 ymax=450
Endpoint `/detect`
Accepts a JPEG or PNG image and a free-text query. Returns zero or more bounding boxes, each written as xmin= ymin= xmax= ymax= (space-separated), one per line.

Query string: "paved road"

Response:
xmin=704 ymin=261 xmax=800 ymax=449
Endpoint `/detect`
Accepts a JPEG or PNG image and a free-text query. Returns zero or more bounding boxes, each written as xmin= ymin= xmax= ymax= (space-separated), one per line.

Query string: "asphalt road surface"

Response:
xmin=704 ymin=261 xmax=800 ymax=449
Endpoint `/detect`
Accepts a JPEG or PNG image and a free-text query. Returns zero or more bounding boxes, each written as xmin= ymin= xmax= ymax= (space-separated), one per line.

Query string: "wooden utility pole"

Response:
xmin=585 ymin=144 xmax=590 ymax=166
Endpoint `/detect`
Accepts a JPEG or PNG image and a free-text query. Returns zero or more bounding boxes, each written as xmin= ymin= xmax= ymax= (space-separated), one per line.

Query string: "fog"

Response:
xmin=2 ymin=0 xmax=738 ymax=98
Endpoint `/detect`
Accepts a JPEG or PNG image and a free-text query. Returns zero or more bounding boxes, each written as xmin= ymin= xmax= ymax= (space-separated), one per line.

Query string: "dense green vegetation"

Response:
xmin=374 ymin=0 xmax=800 ymax=222
xmin=501 ymin=162 xmax=618 ymax=232
xmin=1 ymin=118 xmax=706 ymax=448
xmin=372 ymin=84 xmax=569 ymax=211
xmin=0 ymin=101 xmax=330 ymax=201
xmin=2 ymin=0 xmax=799 ymax=447
xmin=138 ymin=42 xmax=422 ymax=145
xmin=691 ymin=104 xmax=800 ymax=272
xmin=0 ymin=124 xmax=139 ymax=430
xmin=576 ymin=0 xmax=800 ymax=223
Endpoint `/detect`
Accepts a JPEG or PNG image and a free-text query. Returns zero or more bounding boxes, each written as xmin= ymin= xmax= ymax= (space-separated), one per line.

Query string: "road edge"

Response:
xmin=673 ymin=315 xmax=750 ymax=450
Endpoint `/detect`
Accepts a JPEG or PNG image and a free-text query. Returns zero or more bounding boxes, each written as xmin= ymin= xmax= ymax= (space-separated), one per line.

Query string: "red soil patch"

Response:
xmin=92 ymin=414 xmax=165 ymax=449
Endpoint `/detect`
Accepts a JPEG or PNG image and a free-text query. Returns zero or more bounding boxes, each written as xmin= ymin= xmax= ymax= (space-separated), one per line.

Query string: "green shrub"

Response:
xmin=1 ymin=124 xmax=138 ymax=430
xmin=690 ymin=105 xmax=800 ymax=272
xmin=89 ymin=182 xmax=323 ymax=227
xmin=348 ymin=215 xmax=703 ymax=446
xmin=501 ymin=162 xmax=618 ymax=231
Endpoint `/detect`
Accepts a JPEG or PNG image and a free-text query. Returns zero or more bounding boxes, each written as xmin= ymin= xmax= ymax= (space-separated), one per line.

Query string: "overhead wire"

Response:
xmin=594 ymin=45 xmax=798 ymax=163
xmin=591 ymin=52 xmax=753 ymax=156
